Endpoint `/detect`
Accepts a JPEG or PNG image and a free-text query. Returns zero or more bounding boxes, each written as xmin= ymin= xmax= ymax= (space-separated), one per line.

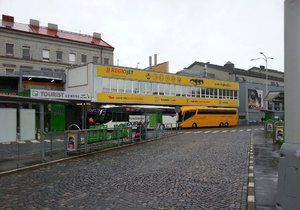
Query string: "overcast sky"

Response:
xmin=0 ymin=0 xmax=284 ymax=73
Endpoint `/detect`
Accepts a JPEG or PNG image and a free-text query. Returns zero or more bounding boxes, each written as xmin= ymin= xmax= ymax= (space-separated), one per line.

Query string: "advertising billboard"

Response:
xmin=248 ymin=89 xmax=263 ymax=110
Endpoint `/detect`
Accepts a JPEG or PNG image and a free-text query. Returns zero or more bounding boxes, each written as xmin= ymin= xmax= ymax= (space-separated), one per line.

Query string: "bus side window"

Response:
xmin=184 ymin=110 xmax=196 ymax=121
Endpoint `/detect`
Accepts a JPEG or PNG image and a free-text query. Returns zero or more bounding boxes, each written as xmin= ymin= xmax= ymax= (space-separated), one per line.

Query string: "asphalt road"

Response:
xmin=0 ymin=127 xmax=257 ymax=209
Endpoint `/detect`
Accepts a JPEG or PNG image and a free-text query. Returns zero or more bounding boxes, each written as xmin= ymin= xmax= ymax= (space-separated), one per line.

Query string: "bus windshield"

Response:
xmin=184 ymin=110 xmax=196 ymax=121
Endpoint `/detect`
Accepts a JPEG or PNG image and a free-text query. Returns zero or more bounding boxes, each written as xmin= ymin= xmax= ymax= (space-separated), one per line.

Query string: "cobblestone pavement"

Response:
xmin=0 ymin=127 xmax=255 ymax=209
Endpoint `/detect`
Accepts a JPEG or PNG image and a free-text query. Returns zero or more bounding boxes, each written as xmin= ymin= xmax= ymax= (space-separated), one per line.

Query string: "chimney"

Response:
xmin=30 ymin=19 xmax=39 ymax=28
xmin=149 ymin=56 xmax=152 ymax=68
xmin=48 ymin=23 xmax=58 ymax=31
xmin=154 ymin=54 xmax=157 ymax=66
xmin=2 ymin=15 xmax=14 ymax=23
xmin=224 ymin=61 xmax=235 ymax=70
xmin=93 ymin=32 xmax=101 ymax=39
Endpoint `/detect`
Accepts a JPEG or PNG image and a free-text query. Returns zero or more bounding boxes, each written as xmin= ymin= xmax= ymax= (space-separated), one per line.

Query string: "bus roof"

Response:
xmin=180 ymin=106 xmax=237 ymax=112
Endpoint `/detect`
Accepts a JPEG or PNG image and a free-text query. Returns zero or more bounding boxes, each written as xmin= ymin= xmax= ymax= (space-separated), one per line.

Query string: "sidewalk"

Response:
xmin=253 ymin=130 xmax=281 ymax=210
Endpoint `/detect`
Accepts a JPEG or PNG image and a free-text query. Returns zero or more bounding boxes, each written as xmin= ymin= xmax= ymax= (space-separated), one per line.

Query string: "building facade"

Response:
xmin=0 ymin=14 xmax=114 ymax=94
xmin=177 ymin=61 xmax=284 ymax=124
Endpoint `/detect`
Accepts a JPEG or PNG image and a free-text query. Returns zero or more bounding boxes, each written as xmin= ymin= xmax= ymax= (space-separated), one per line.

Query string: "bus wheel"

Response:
xmin=192 ymin=123 xmax=197 ymax=128
xmin=219 ymin=122 xmax=224 ymax=127
xmin=225 ymin=122 xmax=229 ymax=127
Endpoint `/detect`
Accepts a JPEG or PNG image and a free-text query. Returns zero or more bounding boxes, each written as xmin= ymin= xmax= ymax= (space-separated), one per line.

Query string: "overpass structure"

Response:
xmin=66 ymin=64 xmax=239 ymax=108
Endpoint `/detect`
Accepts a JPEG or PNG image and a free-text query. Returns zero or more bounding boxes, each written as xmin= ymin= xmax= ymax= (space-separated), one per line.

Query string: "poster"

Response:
xmin=248 ymin=89 xmax=263 ymax=110
xmin=275 ymin=126 xmax=284 ymax=142
xmin=67 ymin=132 xmax=78 ymax=151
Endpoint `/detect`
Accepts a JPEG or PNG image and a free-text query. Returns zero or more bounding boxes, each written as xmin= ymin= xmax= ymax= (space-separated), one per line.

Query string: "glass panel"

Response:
xmin=191 ymin=87 xmax=196 ymax=97
xmin=22 ymin=47 xmax=30 ymax=59
xmin=205 ymin=88 xmax=209 ymax=98
xmin=140 ymin=82 xmax=145 ymax=94
xmin=102 ymin=78 xmax=110 ymax=92
xmin=196 ymin=88 xmax=201 ymax=98
xmin=165 ymin=84 xmax=170 ymax=96
xmin=111 ymin=79 xmax=117 ymax=92
xmin=152 ymin=83 xmax=158 ymax=95
xmin=175 ymin=85 xmax=181 ymax=96
xmin=202 ymin=88 xmax=206 ymax=98
xmin=170 ymin=85 xmax=175 ymax=96
xmin=182 ymin=86 xmax=186 ymax=97
xmin=69 ymin=53 xmax=75 ymax=64
xmin=214 ymin=89 xmax=218 ymax=98
xmin=145 ymin=82 xmax=152 ymax=95
xmin=133 ymin=81 xmax=139 ymax=94
xmin=125 ymin=80 xmax=132 ymax=93
xmin=158 ymin=84 xmax=164 ymax=95
xmin=118 ymin=79 xmax=125 ymax=93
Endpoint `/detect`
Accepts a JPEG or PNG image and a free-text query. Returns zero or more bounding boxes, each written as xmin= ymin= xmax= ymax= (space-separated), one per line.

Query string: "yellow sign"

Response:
xmin=96 ymin=65 xmax=238 ymax=90
xmin=97 ymin=93 xmax=239 ymax=107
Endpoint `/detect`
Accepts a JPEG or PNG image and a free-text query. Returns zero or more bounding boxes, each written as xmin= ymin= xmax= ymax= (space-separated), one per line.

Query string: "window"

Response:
xmin=93 ymin=56 xmax=99 ymax=64
xmin=202 ymin=88 xmax=206 ymax=98
xmin=111 ymin=78 xmax=117 ymax=92
xmin=104 ymin=58 xmax=109 ymax=65
xmin=102 ymin=78 xmax=110 ymax=92
xmin=69 ymin=53 xmax=76 ymax=64
xmin=6 ymin=43 xmax=14 ymax=56
xmin=42 ymin=49 xmax=50 ymax=61
xmin=170 ymin=85 xmax=175 ymax=96
xmin=191 ymin=87 xmax=196 ymax=97
xmin=186 ymin=86 xmax=191 ymax=97
xmin=209 ymin=88 xmax=214 ymax=98
xmin=197 ymin=109 xmax=237 ymax=115
xmin=81 ymin=54 xmax=87 ymax=63
xmin=205 ymin=88 xmax=209 ymax=98
xmin=234 ymin=90 xmax=238 ymax=99
xmin=145 ymin=82 xmax=152 ymax=95
xmin=152 ymin=83 xmax=158 ymax=95
xmin=175 ymin=85 xmax=181 ymax=96
xmin=117 ymin=79 xmax=125 ymax=93
xmin=125 ymin=80 xmax=132 ymax=93
xmin=133 ymin=81 xmax=139 ymax=94
xmin=165 ymin=84 xmax=170 ymax=96
xmin=22 ymin=46 xmax=30 ymax=59
xmin=182 ymin=86 xmax=187 ymax=97
xmin=56 ymin=51 xmax=63 ymax=62
xmin=184 ymin=110 xmax=196 ymax=121
xmin=214 ymin=89 xmax=218 ymax=98
xmin=196 ymin=88 xmax=201 ymax=98
xmin=274 ymin=102 xmax=280 ymax=111
xmin=219 ymin=89 xmax=223 ymax=99
xmin=140 ymin=82 xmax=145 ymax=94
xmin=158 ymin=84 xmax=164 ymax=95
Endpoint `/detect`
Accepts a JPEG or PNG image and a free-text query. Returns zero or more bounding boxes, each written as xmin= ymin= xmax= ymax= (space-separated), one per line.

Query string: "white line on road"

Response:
xmin=239 ymin=130 xmax=244 ymax=132
xmin=204 ymin=131 xmax=211 ymax=134
xmin=248 ymin=195 xmax=255 ymax=202
xmin=55 ymin=139 xmax=64 ymax=142
xmin=230 ymin=130 xmax=236 ymax=132
xmin=18 ymin=141 xmax=26 ymax=144
xmin=254 ymin=128 xmax=258 ymax=131
xmin=221 ymin=130 xmax=228 ymax=133
xmin=212 ymin=131 xmax=219 ymax=134
xmin=247 ymin=129 xmax=252 ymax=132
xmin=1 ymin=142 xmax=11 ymax=145
xmin=44 ymin=139 xmax=51 ymax=143
xmin=30 ymin=140 xmax=40 ymax=143
xmin=260 ymin=128 xmax=264 ymax=130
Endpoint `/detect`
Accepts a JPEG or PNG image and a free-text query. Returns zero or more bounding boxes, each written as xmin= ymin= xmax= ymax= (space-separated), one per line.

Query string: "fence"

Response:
xmin=0 ymin=123 xmax=180 ymax=173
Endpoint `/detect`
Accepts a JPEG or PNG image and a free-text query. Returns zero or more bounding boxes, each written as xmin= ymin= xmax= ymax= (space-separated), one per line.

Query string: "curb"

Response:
xmin=247 ymin=131 xmax=255 ymax=210
xmin=0 ymin=133 xmax=179 ymax=176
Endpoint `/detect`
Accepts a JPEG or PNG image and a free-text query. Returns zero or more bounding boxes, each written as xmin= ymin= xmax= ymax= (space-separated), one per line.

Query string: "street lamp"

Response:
xmin=250 ymin=52 xmax=274 ymax=109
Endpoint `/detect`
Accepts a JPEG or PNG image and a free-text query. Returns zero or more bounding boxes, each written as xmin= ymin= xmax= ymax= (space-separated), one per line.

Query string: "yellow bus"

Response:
xmin=178 ymin=106 xmax=238 ymax=128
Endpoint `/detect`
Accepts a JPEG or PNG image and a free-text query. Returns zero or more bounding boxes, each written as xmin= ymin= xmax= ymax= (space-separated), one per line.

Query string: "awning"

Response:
xmin=264 ymin=91 xmax=284 ymax=102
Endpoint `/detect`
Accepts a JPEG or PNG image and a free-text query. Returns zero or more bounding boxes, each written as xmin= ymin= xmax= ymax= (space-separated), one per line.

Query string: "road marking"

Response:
xmin=212 ymin=131 xmax=219 ymax=134
xmin=31 ymin=140 xmax=40 ymax=143
xmin=194 ymin=131 xmax=202 ymax=133
xmin=179 ymin=131 xmax=184 ymax=134
xmin=1 ymin=142 xmax=11 ymax=145
xmin=248 ymin=195 xmax=255 ymax=202
xmin=254 ymin=128 xmax=258 ymax=131
xmin=44 ymin=139 xmax=51 ymax=143
xmin=248 ymin=182 xmax=255 ymax=187
xmin=247 ymin=129 xmax=252 ymax=132
xmin=260 ymin=128 xmax=264 ymax=130
xmin=230 ymin=130 xmax=236 ymax=132
xmin=18 ymin=141 xmax=26 ymax=144
xmin=204 ymin=131 xmax=211 ymax=134
xmin=221 ymin=130 xmax=228 ymax=133
xmin=239 ymin=129 xmax=244 ymax=132
xmin=249 ymin=166 xmax=253 ymax=170
xmin=55 ymin=139 xmax=64 ymax=142
xmin=249 ymin=173 xmax=254 ymax=177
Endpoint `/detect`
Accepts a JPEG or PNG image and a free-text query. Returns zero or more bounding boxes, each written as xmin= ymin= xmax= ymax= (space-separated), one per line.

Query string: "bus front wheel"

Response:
xmin=192 ymin=123 xmax=197 ymax=128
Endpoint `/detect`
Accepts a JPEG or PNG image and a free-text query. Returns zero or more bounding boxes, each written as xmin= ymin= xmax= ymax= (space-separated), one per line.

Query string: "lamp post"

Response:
xmin=250 ymin=52 xmax=274 ymax=109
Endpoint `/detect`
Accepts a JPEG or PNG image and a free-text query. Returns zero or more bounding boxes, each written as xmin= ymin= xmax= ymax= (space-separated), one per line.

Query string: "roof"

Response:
xmin=186 ymin=61 xmax=284 ymax=82
xmin=0 ymin=19 xmax=114 ymax=49
xmin=264 ymin=91 xmax=284 ymax=102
